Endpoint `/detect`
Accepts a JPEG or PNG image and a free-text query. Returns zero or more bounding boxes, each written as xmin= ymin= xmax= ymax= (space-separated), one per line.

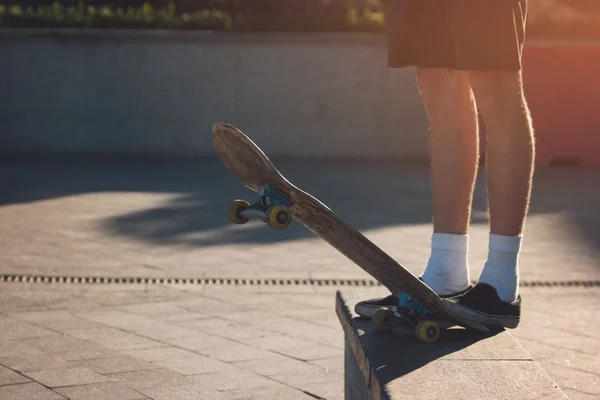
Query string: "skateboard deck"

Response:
xmin=213 ymin=122 xmax=489 ymax=342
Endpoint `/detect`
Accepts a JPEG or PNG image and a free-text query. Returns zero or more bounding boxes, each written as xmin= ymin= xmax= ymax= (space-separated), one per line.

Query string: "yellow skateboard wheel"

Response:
xmin=415 ymin=320 xmax=441 ymax=344
xmin=228 ymin=200 xmax=251 ymax=224
xmin=373 ymin=308 xmax=393 ymax=331
xmin=266 ymin=205 xmax=292 ymax=229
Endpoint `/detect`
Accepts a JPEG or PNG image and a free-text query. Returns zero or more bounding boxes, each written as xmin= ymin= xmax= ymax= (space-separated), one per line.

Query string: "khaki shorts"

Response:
xmin=386 ymin=0 xmax=528 ymax=70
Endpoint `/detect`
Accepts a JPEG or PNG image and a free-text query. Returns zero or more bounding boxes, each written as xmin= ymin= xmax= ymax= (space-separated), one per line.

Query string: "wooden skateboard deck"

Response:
xmin=213 ymin=123 xmax=489 ymax=340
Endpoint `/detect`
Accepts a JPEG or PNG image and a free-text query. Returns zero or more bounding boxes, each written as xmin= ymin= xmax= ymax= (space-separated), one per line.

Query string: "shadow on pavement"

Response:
xmin=1 ymin=156 xmax=599 ymax=251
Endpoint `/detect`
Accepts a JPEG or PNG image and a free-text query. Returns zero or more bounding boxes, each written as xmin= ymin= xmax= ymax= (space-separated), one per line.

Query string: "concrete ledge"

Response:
xmin=335 ymin=290 xmax=569 ymax=400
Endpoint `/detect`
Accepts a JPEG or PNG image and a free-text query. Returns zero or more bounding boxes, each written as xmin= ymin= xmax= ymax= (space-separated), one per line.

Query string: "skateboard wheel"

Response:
xmin=373 ymin=308 xmax=393 ymax=331
xmin=415 ymin=320 xmax=440 ymax=344
xmin=228 ymin=200 xmax=251 ymax=224
xmin=265 ymin=205 xmax=292 ymax=230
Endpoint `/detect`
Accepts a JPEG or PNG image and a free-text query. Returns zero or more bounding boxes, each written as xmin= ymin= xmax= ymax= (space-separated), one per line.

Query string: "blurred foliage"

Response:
xmin=0 ymin=0 xmax=599 ymax=39
xmin=0 ymin=1 xmax=232 ymax=29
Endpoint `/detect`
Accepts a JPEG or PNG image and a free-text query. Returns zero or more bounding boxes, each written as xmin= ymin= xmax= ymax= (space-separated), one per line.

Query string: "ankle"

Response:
xmin=421 ymin=233 xmax=470 ymax=295
xmin=479 ymin=233 xmax=522 ymax=302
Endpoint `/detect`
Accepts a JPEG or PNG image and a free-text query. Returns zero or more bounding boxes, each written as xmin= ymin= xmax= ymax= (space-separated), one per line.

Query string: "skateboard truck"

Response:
xmin=372 ymin=292 xmax=445 ymax=344
xmin=227 ymin=185 xmax=294 ymax=230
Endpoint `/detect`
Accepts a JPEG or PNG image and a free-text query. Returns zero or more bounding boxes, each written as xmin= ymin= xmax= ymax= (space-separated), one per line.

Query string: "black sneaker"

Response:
xmin=453 ymin=283 xmax=521 ymax=329
xmin=354 ymin=284 xmax=473 ymax=319
xmin=354 ymin=293 xmax=398 ymax=319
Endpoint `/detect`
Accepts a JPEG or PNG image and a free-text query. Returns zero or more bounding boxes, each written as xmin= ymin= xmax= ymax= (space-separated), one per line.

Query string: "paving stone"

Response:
xmin=308 ymin=357 xmax=344 ymax=374
xmin=24 ymin=367 xmax=110 ymax=388
xmin=0 ymin=365 xmax=30 ymax=386
xmin=284 ymin=293 xmax=339 ymax=310
xmin=134 ymin=323 xmax=202 ymax=342
xmin=243 ymin=334 xmax=318 ymax=352
xmin=104 ymin=368 xmax=191 ymax=391
xmin=242 ymin=333 xmax=342 ymax=360
xmin=518 ymin=327 xmax=600 ymax=355
xmin=10 ymin=310 xmax=106 ymax=332
xmin=164 ymin=333 xmax=235 ymax=352
xmin=270 ymin=369 xmax=343 ymax=400
xmin=516 ymin=293 xmax=600 ymax=339
xmin=272 ymin=343 xmax=341 ymax=362
xmin=563 ymin=388 xmax=599 ymax=400
xmin=19 ymin=335 xmax=114 ymax=361
xmin=217 ymin=310 xmax=280 ymax=324
xmin=33 ymin=317 xmax=107 ymax=333
xmin=116 ymin=302 xmax=192 ymax=316
xmin=54 ymin=382 xmax=147 ymax=400
xmin=518 ymin=337 xmax=600 ymax=375
xmin=245 ymin=317 xmax=343 ymax=349
xmin=234 ymin=354 xmax=330 ymax=376
xmin=220 ymin=381 xmax=318 ymax=400
xmin=0 ymin=382 xmax=65 ymax=400
xmin=541 ymin=363 xmax=600 ymax=396
xmin=175 ymin=317 xmax=254 ymax=333
xmin=0 ymin=316 xmax=59 ymax=343
xmin=193 ymin=342 xmax=275 ymax=363
xmin=173 ymin=298 xmax=242 ymax=315
xmin=121 ymin=347 xmax=198 ymax=363
xmin=73 ymin=356 xmax=160 ymax=374
xmin=153 ymin=354 xmax=231 ymax=375
xmin=75 ymin=310 xmax=202 ymax=342
xmin=270 ymin=364 xmax=342 ymax=383
xmin=216 ymin=312 xmax=344 ymax=349
xmin=54 ymin=348 xmax=113 ymax=362
xmin=202 ymin=292 xmax=308 ymax=310
xmin=116 ymin=302 xmax=202 ymax=322
xmin=73 ymin=310 xmax=158 ymax=331
xmin=65 ymin=327 xmax=164 ymax=351
xmin=0 ymin=355 xmax=69 ymax=373
xmin=279 ymin=308 xmax=340 ymax=329
xmin=181 ymin=321 xmax=278 ymax=344
xmin=186 ymin=367 xmax=276 ymax=391
xmin=0 ymin=343 xmax=44 ymax=359
xmin=137 ymin=383 xmax=227 ymax=400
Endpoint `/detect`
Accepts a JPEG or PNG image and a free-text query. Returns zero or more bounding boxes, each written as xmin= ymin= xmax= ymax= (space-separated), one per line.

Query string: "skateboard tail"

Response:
xmin=213 ymin=123 xmax=283 ymax=193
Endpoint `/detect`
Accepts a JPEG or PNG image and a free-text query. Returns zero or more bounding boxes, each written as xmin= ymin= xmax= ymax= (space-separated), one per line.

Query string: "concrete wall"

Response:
xmin=2 ymin=29 xmax=600 ymax=165
xmin=0 ymin=29 xmax=430 ymax=160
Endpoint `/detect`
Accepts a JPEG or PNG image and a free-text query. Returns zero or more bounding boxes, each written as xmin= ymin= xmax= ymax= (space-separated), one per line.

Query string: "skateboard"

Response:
xmin=212 ymin=122 xmax=489 ymax=343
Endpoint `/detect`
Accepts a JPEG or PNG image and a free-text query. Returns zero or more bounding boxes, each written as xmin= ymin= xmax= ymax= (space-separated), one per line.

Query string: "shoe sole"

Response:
xmin=445 ymin=300 xmax=520 ymax=330
xmin=356 ymin=300 xmax=520 ymax=330
xmin=354 ymin=303 xmax=394 ymax=319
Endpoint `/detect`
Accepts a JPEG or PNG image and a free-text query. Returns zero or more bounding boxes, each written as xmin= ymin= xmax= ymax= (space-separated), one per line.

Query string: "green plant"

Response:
xmin=0 ymin=0 xmax=598 ymax=39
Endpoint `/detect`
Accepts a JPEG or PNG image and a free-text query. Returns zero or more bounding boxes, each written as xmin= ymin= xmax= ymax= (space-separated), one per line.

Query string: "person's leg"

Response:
xmin=355 ymin=0 xmax=478 ymax=318
xmin=386 ymin=0 xmax=479 ymax=296
xmin=467 ymin=69 xmax=534 ymax=302
xmin=356 ymin=0 xmax=532 ymax=328
xmin=444 ymin=0 xmax=533 ymax=328
xmin=416 ymin=68 xmax=479 ymax=296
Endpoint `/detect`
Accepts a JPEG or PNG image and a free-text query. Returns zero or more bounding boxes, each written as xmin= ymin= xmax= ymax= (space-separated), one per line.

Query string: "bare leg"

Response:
xmin=469 ymin=70 xmax=535 ymax=236
xmin=417 ymin=68 xmax=480 ymax=235
xmin=468 ymin=70 xmax=535 ymax=302
xmin=416 ymin=68 xmax=480 ymax=295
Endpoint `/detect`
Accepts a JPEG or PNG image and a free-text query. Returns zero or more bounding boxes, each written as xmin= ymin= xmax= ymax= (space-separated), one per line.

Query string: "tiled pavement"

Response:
xmin=0 ymin=283 xmax=598 ymax=400
xmin=0 ymin=160 xmax=599 ymax=399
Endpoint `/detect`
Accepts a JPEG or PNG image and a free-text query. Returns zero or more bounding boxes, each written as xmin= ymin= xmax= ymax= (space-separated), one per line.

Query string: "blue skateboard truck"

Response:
xmin=372 ymin=292 xmax=450 ymax=343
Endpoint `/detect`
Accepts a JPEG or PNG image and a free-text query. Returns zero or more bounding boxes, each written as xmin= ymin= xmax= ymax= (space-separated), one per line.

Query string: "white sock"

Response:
xmin=420 ymin=233 xmax=470 ymax=296
xmin=478 ymin=233 xmax=522 ymax=303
